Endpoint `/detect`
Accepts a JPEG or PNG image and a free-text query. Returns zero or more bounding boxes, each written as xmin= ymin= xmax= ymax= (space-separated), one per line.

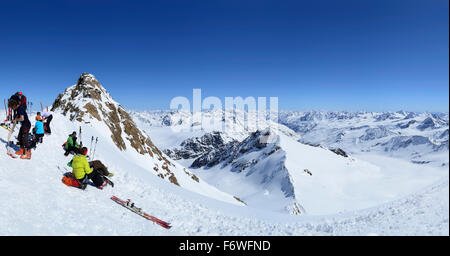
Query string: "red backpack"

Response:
xmin=20 ymin=95 xmax=27 ymax=108
xmin=61 ymin=172 xmax=82 ymax=188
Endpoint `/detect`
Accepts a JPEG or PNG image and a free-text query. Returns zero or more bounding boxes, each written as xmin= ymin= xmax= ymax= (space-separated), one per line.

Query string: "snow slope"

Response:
xmin=0 ymin=112 xmax=245 ymax=235
xmin=0 ymin=118 xmax=447 ymax=235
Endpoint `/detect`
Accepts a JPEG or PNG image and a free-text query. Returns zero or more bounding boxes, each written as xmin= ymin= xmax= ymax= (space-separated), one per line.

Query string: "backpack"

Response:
xmin=61 ymin=172 xmax=82 ymax=188
xmin=20 ymin=95 xmax=27 ymax=107
xmin=89 ymin=160 xmax=109 ymax=176
xmin=9 ymin=94 xmax=20 ymax=105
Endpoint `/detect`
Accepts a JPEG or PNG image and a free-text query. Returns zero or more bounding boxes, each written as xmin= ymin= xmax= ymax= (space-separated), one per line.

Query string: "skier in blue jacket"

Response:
xmin=33 ymin=114 xmax=45 ymax=145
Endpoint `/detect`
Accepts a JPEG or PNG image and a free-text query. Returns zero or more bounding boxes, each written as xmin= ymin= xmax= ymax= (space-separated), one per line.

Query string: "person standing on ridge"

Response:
xmin=8 ymin=98 xmax=32 ymax=159
xmin=41 ymin=110 xmax=53 ymax=135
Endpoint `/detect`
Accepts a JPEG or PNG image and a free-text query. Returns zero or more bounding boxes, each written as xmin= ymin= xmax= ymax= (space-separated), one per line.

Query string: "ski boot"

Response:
xmin=20 ymin=150 xmax=31 ymax=160
xmin=97 ymin=180 xmax=108 ymax=190
xmin=15 ymin=148 xmax=25 ymax=156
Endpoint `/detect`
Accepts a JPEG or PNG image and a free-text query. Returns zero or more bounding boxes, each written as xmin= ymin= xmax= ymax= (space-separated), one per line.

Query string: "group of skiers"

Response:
xmin=6 ymin=92 xmax=113 ymax=190
xmin=62 ymin=131 xmax=114 ymax=190
xmin=6 ymin=92 xmax=53 ymax=159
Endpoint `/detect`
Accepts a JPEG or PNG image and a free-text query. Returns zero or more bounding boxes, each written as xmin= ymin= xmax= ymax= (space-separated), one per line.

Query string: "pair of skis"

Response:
xmin=5 ymin=121 xmax=17 ymax=159
xmin=111 ymin=196 xmax=172 ymax=229
xmin=0 ymin=122 xmax=11 ymax=131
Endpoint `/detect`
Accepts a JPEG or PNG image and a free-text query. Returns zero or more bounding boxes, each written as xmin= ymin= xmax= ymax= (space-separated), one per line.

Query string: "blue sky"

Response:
xmin=0 ymin=0 xmax=448 ymax=112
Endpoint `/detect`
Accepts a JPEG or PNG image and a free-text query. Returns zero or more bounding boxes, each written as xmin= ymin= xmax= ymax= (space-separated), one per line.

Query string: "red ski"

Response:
xmin=110 ymin=196 xmax=172 ymax=229
xmin=7 ymin=152 xmax=17 ymax=159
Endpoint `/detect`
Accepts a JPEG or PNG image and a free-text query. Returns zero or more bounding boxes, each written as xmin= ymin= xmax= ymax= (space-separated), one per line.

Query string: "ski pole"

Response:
xmin=89 ymin=136 xmax=94 ymax=159
xmin=79 ymin=126 xmax=82 ymax=147
xmin=56 ymin=166 xmax=66 ymax=175
xmin=92 ymin=137 xmax=98 ymax=160
xmin=3 ymin=99 xmax=7 ymax=122
xmin=94 ymin=137 xmax=98 ymax=160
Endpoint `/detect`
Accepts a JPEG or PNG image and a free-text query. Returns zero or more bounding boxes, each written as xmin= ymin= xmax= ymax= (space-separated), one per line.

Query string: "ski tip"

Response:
xmin=7 ymin=153 xmax=17 ymax=159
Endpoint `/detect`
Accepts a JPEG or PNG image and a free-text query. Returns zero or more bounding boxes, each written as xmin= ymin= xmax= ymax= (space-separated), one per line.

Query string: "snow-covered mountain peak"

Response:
xmin=51 ymin=73 xmax=117 ymax=122
xmin=52 ymin=73 xmax=160 ymax=154
xmin=50 ymin=73 xmax=188 ymax=185
xmin=77 ymin=72 xmax=102 ymax=89
xmin=48 ymin=74 xmax=252 ymax=204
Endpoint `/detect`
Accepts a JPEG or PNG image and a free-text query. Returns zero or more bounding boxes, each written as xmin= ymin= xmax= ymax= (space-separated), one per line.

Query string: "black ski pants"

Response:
xmin=45 ymin=115 xmax=53 ymax=134
xmin=77 ymin=169 xmax=105 ymax=188
xmin=18 ymin=123 xmax=31 ymax=150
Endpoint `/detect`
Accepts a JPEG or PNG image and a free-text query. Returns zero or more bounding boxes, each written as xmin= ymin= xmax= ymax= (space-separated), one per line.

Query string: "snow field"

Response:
xmin=0 ymin=110 xmax=448 ymax=235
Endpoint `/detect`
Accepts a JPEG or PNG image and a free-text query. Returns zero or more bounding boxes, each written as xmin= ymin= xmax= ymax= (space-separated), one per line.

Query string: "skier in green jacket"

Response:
xmin=64 ymin=131 xmax=80 ymax=156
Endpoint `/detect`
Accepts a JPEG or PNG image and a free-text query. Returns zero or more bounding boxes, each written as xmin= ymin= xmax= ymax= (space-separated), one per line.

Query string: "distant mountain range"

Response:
xmin=129 ymin=109 xmax=448 ymax=215
xmin=278 ymin=110 xmax=448 ymax=166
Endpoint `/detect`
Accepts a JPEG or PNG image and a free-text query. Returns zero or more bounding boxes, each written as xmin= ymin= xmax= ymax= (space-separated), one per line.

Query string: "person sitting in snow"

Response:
xmin=71 ymin=147 xmax=107 ymax=190
xmin=64 ymin=131 xmax=81 ymax=156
